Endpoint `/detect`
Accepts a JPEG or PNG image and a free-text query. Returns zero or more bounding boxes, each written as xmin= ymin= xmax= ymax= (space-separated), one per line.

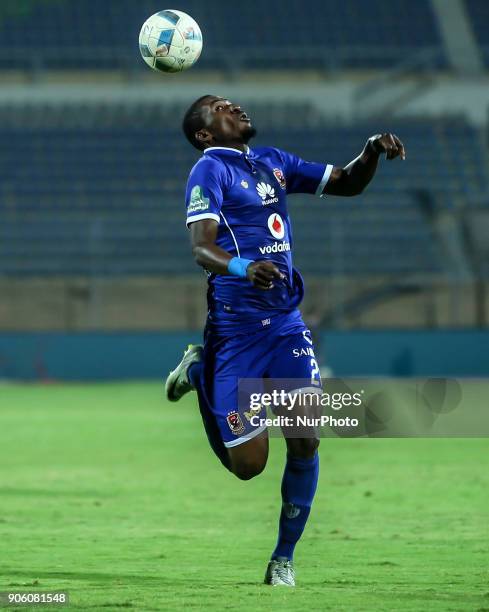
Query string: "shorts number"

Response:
xmin=310 ymin=358 xmax=321 ymax=386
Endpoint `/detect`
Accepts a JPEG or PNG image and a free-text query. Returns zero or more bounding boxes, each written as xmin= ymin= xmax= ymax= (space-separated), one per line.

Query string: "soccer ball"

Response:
xmin=138 ymin=9 xmax=203 ymax=73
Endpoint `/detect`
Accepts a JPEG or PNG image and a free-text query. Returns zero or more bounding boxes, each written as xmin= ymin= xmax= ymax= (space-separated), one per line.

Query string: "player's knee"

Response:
xmin=232 ymin=458 xmax=266 ymax=481
xmin=288 ymin=437 xmax=320 ymax=459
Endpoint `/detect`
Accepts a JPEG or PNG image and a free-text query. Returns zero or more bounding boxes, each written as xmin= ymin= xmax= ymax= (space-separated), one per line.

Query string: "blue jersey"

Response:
xmin=185 ymin=146 xmax=332 ymax=332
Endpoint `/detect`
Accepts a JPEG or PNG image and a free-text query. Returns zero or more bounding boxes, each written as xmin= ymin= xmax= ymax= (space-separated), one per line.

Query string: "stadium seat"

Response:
xmin=0 ymin=0 xmax=448 ymax=71
xmin=465 ymin=0 xmax=489 ymax=68
xmin=1 ymin=103 xmax=487 ymax=277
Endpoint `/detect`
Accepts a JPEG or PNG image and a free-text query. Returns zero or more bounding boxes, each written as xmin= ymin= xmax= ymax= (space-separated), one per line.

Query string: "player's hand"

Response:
xmin=247 ymin=261 xmax=285 ymax=290
xmin=368 ymin=133 xmax=406 ymax=160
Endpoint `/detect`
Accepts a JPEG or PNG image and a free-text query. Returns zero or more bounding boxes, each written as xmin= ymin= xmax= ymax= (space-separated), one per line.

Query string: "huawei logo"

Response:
xmin=256 ymin=182 xmax=278 ymax=205
xmin=257 ymin=182 xmax=275 ymax=200
xmin=267 ymin=213 xmax=285 ymax=240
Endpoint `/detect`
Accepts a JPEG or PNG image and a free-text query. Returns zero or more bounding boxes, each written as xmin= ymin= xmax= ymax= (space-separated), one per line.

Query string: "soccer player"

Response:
xmin=166 ymin=95 xmax=405 ymax=586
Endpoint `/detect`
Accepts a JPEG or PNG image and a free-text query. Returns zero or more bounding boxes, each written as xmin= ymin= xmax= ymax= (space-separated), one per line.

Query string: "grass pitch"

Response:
xmin=0 ymin=382 xmax=488 ymax=611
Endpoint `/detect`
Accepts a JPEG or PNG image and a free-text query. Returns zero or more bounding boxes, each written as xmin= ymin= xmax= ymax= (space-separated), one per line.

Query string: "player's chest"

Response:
xmin=223 ymin=163 xmax=287 ymax=218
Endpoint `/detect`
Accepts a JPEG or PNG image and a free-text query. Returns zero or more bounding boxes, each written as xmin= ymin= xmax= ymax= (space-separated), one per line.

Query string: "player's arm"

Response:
xmin=190 ymin=219 xmax=284 ymax=290
xmin=324 ymin=133 xmax=406 ymax=197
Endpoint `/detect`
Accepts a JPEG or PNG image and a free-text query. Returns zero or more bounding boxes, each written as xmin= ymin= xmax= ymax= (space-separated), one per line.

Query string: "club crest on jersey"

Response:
xmin=267 ymin=213 xmax=285 ymax=240
xmin=256 ymin=182 xmax=279 ymax=205
xmin=241 ymin=179 xmax=249 ymax=189
xmin=273 ymin=168 xmax=286 ymax=189
xmin=227 ymin=411 xmax=245 ymax=435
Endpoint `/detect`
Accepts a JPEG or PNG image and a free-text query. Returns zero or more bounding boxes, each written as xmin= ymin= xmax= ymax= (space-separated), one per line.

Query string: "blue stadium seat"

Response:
xmin=0 ymin=107 xmax=487 ymax=277
xmin=465 ymin=0 xmax=489 ymax=67
xmin=0 ymin=0 xmax=447 ymax=71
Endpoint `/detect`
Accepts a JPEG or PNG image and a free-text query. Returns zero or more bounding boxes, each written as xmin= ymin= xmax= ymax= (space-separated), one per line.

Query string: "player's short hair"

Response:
xmin=182 ymin=95 xmax=216 ymax=150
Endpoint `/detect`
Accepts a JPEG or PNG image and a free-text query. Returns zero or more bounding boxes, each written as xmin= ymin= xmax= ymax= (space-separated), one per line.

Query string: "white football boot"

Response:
xmin=264 ymin=558 xmax=296 ymax=586
xmin=165 ymin=344 xmax=203 ymax=402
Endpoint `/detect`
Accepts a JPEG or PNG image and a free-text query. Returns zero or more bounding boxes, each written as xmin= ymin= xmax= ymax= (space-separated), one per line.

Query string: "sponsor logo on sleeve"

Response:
xmin=188 ymin=185 xmax=210 ymax=213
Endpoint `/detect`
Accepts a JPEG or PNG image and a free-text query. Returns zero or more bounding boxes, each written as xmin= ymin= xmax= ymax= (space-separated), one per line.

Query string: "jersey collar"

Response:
xmin=204 ymin=145 xmax=251 ymax=156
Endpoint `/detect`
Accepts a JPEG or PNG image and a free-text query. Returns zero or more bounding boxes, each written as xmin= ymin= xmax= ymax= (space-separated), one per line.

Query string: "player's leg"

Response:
xmin=165 ymin=344 xmax=231 ymax=470
xmin=165 ymin=344 xmax=202 ymax=402
xmin=264 ymin=323 xmax=322 ymax=586
xmin=266 ymin=415 xmax=319 ymax=584
xmin=226 ymin=429 xmax=269 ymax=480
xmin=264 ymin=397 xmax=320 ymax=587
xmin=189 ymin=358 xmax=233 ymax=470
xmin=188 ymin=353 xmax=269 ymax=477
xmin=189 ymin=359 xmax=270 ymax=480
xmin=165 ymin=329 xmax=272 ymax=475
xmin=166 ymin=350 xmax=269 ymax=476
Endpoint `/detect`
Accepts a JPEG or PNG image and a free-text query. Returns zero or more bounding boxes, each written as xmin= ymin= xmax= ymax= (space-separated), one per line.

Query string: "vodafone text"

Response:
xmin=259 ymin=241 xmax=291 ymax=255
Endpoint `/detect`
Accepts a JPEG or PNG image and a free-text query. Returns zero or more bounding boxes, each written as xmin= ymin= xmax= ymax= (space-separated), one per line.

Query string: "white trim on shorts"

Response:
xmin=223 ymin=422 xmax=268 ymax=448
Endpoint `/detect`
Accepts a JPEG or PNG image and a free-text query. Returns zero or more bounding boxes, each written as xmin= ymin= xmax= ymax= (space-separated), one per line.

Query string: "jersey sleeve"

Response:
xmin=278 ymin=149 xmax=333 ymax=197
xmin=185 ymin=158 xmax=226 ymax=227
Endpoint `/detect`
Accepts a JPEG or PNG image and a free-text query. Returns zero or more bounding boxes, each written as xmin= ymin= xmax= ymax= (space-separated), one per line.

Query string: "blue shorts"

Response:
xmin=201 ymin=309 xmax=322 ymax=448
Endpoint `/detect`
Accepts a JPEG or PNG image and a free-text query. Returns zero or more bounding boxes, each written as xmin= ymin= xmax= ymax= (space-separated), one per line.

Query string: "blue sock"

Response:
xmin=187 ymin=361 xmax=202 ymax=389
xmin=272 ymin=452 xmax=319 ymax=561
xmin=188 ymin=362 xmax=231 ymax=471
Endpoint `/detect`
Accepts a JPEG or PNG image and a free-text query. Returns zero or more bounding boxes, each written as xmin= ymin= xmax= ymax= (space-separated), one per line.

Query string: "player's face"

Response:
xmin=197 ymin=97 xmax=256 ymax=149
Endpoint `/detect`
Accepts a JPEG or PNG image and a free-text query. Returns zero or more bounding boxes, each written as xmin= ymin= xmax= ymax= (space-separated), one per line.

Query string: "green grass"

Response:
xmin=0 ymin=382 xmax=488 ymax=611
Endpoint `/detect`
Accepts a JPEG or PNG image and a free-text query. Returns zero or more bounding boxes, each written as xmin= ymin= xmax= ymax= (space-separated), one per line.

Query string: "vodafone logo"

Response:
xmin=267 ymin=213 xmax=285 ymax=239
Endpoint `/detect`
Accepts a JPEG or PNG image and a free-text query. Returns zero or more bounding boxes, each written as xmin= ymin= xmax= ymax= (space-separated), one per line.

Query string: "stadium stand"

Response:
xmin=1 ymin=103 xmax=487 ymax=277
xmin=0 ymin=0 xmax=447 ymax=71
xmin=465 ymin=0 xmax=489 ymax=67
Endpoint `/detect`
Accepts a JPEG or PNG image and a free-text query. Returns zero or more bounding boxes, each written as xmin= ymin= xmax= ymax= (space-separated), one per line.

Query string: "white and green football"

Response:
xmin=139 ymin=9 xmax=203 ymax=73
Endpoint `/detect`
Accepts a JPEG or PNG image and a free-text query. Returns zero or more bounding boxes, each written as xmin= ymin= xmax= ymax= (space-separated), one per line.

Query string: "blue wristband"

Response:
xmin=227 ymin=257 xmax=254 ymax=279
